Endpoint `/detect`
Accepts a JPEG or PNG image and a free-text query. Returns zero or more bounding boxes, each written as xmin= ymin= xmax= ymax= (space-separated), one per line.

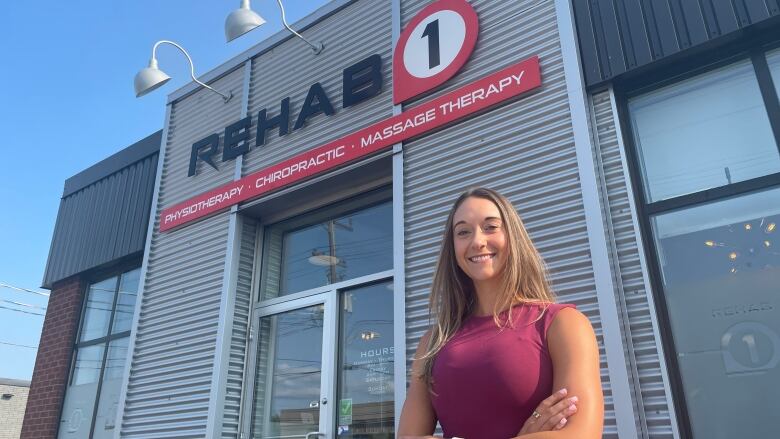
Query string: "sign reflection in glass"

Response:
xmin=337 ymin=282 xmax=394 ymax=438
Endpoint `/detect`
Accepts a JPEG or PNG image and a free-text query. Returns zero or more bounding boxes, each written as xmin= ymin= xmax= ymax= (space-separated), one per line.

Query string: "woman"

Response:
xmin=398 ymin=188 xmax=603 ymax=439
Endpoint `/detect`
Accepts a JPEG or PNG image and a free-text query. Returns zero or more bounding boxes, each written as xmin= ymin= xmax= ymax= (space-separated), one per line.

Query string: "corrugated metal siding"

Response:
xmin=400 ymin=0 xmax=618 ymax=437
xmin=574 ymin=0 xmax=780 ymax=86
xmin=43 ymin=152 xmax=158 ymax=287
xmin=590 ymin=90 xmax=675 ymax=439
xmin=120 ymin=68 xmax=245 ymax=438
xmin=242 ymin=0 xmax=393 ymax=176
xmin=221 ymin=218 xmax=257 ymax=438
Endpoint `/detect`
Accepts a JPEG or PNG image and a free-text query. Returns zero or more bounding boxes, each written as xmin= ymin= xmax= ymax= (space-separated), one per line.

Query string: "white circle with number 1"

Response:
xmin=403 ymin=10 xmax=467 ymax=78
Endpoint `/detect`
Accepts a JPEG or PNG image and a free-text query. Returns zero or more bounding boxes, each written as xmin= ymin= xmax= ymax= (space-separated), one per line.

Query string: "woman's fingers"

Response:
xmin=518 ymin=389 xmax=574 ymax=434
xmin=540 ymin=396 xmax=578 ymax=431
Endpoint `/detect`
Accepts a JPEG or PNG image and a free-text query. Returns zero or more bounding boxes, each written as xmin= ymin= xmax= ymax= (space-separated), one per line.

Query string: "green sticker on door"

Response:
xmin=339 ymin=398 xmax=353 ymax=424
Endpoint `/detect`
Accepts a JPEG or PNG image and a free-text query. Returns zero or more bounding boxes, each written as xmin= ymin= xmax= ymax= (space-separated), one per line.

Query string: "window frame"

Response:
xmin=60 ymin=266 xmax=139 ymax=439
xmin=616 ymin=43 xmax=780 ymax=439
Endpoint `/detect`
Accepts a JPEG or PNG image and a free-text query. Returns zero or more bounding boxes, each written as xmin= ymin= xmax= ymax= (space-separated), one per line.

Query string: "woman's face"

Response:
xmin=452 ymin=196 xmax=508 ymax=286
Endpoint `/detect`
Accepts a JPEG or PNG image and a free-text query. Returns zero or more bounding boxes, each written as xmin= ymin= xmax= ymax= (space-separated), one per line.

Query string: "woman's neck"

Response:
xmin=471 ymin=279 xmax=502 ymax=316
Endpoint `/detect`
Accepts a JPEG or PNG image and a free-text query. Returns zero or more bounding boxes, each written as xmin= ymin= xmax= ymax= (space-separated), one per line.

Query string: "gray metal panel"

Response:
xmin=221 ymin=217 xmax=257 ymax=438
xmin=589 ymin=89 xmax=676 ymax=439
xmin=42 ymin=151 xmax=158 ymax=288
xmin=62 ymin=131 xmax=162 ymax=197
xmin=242 ymin=0 xmax=393 ymax=176
xmin=400 ymin=0 xmax=618 ymax=436
xmin=119 ymin=67 xmax=245 ymax=438
xmin=573 ymin=0 xmax=780 ymax=86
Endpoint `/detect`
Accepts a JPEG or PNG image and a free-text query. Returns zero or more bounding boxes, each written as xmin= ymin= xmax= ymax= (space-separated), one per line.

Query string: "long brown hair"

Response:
xmin=419 ymin=187 xmax=556 ymax=385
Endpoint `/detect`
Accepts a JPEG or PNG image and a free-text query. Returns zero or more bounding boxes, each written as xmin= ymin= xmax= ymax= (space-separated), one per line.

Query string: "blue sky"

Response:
xmin=0 ymin=0 xmax=330 ymax=380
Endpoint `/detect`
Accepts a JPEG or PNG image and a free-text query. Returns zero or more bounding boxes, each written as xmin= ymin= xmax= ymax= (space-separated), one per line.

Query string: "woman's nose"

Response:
xmin=471 ymin=230 xmax=487 ymax=248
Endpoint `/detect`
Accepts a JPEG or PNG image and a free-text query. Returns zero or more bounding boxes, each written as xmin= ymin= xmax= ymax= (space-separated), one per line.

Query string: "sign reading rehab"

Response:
xmin=160 ymin=56 xmax=541 ymax=231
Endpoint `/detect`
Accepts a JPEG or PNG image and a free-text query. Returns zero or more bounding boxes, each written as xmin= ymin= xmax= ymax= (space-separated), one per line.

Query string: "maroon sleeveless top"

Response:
xmin=430 ymin=303 xmax=575 ymax=439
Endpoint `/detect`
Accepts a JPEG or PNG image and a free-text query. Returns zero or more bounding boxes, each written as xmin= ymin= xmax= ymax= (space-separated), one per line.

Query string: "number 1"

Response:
xmin=422 ymin=19 xmax=440 ymax=69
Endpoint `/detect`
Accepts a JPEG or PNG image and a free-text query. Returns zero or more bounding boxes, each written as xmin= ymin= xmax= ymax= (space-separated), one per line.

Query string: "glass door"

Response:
xmin=251 ymin=293 xmax=336 ymax=439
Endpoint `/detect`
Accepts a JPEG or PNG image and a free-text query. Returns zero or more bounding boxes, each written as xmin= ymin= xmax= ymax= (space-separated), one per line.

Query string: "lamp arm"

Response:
xmin=276 ymin=0 xmax=323 ymax=54
xmin=151 ymin=40 xmax=233 ymax=102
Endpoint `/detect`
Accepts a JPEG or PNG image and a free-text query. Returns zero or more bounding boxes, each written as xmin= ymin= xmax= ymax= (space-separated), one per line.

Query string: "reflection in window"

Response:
xmin=80 ymin=278 xmax=117 ymax=342
xmin=58 ymin=268 xmax=140 ymax=439
xmin=651 ymin=188 xmax=780 ymax=439
xmin=337 ymin=282 xmax=395 ymax=438
xmin=263 ymin=201 xmax=393 ymax=299
xmin=629 ymin=60 xmax=780 ymax=202
xmin=252 ymin=306 xmax=324 ymax=439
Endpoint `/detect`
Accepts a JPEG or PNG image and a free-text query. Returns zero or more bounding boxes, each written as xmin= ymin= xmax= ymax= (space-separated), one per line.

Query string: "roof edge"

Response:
xmin=62 ymin=131 xmax=162 ymax=197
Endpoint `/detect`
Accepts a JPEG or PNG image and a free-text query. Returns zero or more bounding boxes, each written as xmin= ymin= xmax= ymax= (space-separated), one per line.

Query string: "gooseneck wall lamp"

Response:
xmin=225 ymin=0 xmax=324 ymax=54
xmin=134 ymin=40 xmax=233 ymax=102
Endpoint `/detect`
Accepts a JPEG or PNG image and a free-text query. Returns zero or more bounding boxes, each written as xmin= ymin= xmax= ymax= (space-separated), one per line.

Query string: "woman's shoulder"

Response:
xmin=517 ymin=302 xmax=579 ymax=339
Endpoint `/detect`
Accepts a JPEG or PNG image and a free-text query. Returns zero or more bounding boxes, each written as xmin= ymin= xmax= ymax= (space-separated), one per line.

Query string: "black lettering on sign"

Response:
xmin=422 ymin=19 xmax=440 ymax=69
xmin=189 ymin=134 xmax=220 ymax=176
xmin=293 ymin=82 xmax=335 ymax=130
xmin=222 ymin=116 xmax=252 ymax=162
xmin=342 ymin=54 xmax=383 ymax=108
xmin=257 ymin=97 xmax=291 ymax=147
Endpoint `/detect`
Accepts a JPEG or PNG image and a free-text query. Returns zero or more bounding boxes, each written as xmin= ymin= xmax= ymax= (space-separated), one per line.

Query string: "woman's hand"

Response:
xmin=516 ymin=388 xmax=578 ymax=435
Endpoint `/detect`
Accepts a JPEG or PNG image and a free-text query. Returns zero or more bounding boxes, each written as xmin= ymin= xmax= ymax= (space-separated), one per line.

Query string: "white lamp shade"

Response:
xmin=225 ymin=7 xmax=266 ymax=42
xmin=134 ymin=67 xmax=171 ymax=98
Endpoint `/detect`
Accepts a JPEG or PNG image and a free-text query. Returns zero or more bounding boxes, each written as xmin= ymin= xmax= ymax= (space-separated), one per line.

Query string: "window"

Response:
xmin=249 ymin=191 xmax=395 ymax=439
xmin=625 ymin=49 xmax=780 ymax=439
xmin=58 ymin=268 xmax=140 ymax=439
xmin=651 ymin=188 xmax=780 ymax=439
xmin=628 ymin=59 xmax=780 ymax=203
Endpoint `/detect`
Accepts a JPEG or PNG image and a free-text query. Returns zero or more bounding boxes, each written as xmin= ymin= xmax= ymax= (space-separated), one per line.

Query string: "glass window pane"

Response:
xmin=264 ymin=201 xmax=393 ymax=299
xmin=629 ymin=60 xmax=780 ymax=202
xmin=337 ymin=282 xmax=395 ymax=438
xmin=252 ymin=306 xmax=324 ymax=438
xmin=80 ymin=278 xmax=118 ymax=342
xmin=651 ymin=187 xmax=780 ymax=439
xmin=92 ymin=337 xmax=130 ymax=438
xmin=58 ymin=345 xmax=105 ymax=439
xmin=766 ymin=48 xmax=780 ymax=98
xmin=112 ymin=269 xmax=140 ymax=334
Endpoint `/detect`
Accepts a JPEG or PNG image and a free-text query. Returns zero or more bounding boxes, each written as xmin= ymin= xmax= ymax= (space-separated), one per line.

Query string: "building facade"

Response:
xmin=24 ymin=1 xmax=780 ymax=438
xmin=1 ymin=378 xmax=31 ymax=439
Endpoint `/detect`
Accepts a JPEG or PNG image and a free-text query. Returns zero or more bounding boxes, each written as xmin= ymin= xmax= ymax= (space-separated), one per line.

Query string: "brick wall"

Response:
xmin=20 ymin=276 xmax=83 ymax=439
xmin=0 ymin=381 xmax=31 ymax=439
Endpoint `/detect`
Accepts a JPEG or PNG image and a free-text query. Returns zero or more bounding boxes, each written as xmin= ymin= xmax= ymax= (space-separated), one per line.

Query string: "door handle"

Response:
xmin=305 ymin=433 xmax=324 ymax=439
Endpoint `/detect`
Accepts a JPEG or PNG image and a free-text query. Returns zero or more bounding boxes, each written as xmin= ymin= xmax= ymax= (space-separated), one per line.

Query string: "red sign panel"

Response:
xmin=393 ymin=0 xmax=479 ymax=104
xmin=160 ymin=56 xmax=541 ymax=232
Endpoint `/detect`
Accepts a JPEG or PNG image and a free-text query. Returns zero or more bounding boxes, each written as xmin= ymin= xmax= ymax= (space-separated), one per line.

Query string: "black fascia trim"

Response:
xmin=614 ymin=91 xmax=696 ymax=439
xmin=62 ymin=130 xmax=162 ymax=198
xmin=645 ymin=173 xmax=780 ymax=215
xmin=595 ymin=15 xmax=780 ymax=92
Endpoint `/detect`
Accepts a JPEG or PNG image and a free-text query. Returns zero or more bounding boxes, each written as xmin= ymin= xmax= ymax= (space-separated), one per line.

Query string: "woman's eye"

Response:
xmin=456 ymin=230 xmax=471 ymax=237
xmin=484 ymin=224 xmax=500 ymax=232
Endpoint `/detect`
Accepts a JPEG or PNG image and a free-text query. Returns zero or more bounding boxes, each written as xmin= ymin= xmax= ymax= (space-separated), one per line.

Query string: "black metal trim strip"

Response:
xmin=751 ymin=50 xmax=780 ymax=157
xmin=645 ymin=173 xmax=780 ymax=215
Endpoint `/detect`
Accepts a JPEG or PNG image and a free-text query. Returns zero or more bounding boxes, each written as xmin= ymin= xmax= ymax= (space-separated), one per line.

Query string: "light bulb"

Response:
xmin=744 ymin=224 xmax=752 ymax=231
xmin=729 ymin=252 xmax=738 ymax=260
xmin=705 ymin=240 xmax=715 ymax=247
xmin=767 ymin=223 xmax=776 ymax=233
